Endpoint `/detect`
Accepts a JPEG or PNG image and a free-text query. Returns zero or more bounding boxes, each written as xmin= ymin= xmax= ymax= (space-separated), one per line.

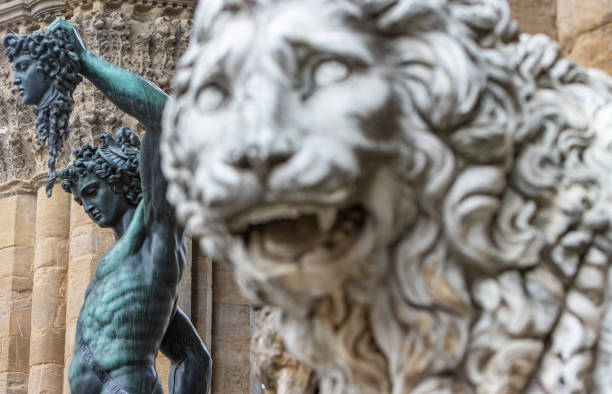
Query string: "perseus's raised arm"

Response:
xmin=81 ymin=52 xmax=168 ymax=131
xmin=47 ymin=19 xmax=178 ymax=228
xmin=46 ymin=19 xmax=168 ymax=132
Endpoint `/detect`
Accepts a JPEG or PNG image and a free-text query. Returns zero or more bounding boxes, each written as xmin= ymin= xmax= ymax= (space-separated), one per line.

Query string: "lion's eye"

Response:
xmin=313 ymin=59 xmax=350 ymax=87
xmin=196 ymin=83 xmax=227 ymax=112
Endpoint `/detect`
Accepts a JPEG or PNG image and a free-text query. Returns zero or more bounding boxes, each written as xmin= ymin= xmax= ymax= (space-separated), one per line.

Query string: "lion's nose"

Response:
xmin=226 ymin=141 xmax=294 ymax=177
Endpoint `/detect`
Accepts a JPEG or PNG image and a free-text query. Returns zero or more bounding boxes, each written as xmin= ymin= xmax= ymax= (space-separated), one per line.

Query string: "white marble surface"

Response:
xmin=162 ymin=0 xmax=612 ymax=392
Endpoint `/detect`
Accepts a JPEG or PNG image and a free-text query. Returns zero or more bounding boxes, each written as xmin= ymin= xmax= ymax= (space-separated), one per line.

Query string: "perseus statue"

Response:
xmin=4 ymin=21 xmax=211 ymax=393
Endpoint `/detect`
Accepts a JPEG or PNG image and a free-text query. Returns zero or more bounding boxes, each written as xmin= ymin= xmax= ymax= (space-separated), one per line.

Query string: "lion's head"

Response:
xmin=163 ymin=0 xmax=612 ymax=392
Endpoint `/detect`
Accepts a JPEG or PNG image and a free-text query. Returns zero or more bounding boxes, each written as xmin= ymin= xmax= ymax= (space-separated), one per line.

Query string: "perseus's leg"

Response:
xmin=160 ymin=307 xmax=212 ymax=394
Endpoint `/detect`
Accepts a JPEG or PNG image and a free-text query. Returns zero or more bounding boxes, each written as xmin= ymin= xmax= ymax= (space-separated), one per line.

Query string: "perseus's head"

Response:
xmin=61 ymin=127 xmax=142 ymax=228
xmin=3 ymin=29 xmax=83 ymax=195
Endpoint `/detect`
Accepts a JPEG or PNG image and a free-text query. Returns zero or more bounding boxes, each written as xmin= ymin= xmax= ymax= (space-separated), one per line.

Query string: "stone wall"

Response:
xmin=510 ymin=0 xmax=612 ymax=75
xmin=508 ymin=0 xmax=558 ymax=40
xmin=0 ymin=1 xmax=252 ymax=393
xmin=557 ymin=0 xmax=612 ymax=74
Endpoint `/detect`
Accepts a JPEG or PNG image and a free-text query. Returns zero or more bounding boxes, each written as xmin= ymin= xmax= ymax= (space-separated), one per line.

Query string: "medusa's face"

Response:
xmin=72 ymin=172 xmax=131 ymax=228
xmin=12 ymin=54 xmax=50 ymax=105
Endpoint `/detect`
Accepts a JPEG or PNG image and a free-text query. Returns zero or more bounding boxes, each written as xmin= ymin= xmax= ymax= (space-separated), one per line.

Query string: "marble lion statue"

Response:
xmin=162 ymin=0 xmax=612 ymax=392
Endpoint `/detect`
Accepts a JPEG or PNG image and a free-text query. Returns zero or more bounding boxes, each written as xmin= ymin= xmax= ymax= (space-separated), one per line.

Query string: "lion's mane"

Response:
xmin=164 ymin=0 xmax=612 ymax=392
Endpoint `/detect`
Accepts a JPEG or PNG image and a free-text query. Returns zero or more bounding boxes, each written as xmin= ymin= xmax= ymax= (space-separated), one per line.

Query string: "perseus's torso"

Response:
xmin=68 ymin=202 xmax=185 ymax=394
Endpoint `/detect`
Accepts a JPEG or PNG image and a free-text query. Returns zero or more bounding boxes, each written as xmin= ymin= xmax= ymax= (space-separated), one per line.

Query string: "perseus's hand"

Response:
xmin=46 ymin=18 xmax=87 ymax=58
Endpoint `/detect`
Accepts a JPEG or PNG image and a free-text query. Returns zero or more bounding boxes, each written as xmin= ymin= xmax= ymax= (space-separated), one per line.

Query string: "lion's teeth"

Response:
xmin=317 ymin=208 xmax=337 ymax=233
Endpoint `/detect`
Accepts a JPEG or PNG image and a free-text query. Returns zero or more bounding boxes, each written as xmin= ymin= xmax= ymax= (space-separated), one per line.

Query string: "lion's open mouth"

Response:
xmin=229 ymin=204 xmax=366 ymax=263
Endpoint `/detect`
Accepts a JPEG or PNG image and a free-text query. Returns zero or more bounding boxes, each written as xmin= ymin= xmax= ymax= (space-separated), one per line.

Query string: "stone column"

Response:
xmin=27 ymin=178 xmax=70 ymax=394
xmin=0 ymin=181 xmax=37 ymax=394
xmin=62 ymin=200 xmax=114 ymax=394
xmin=210 ymin=259 xmax=252 ymax=393
xmin=193 ymin=242 xmax=213 ymax=350
xmin=179 ymin=235 xmax=193 ymax=318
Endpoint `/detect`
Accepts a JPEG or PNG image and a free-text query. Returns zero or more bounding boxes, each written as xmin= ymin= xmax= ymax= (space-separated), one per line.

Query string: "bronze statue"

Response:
xmin=4 ymin=20 xmax=211 ymax=393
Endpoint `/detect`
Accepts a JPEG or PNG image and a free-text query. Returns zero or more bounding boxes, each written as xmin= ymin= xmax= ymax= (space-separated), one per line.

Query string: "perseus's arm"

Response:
xmin=46 ymin=19 xmax=168 ymax=131
xmin=46 ymin=19 xmax=178 ymax=229
xmin=80 ymin=51 xmax=168 ymax=132
xmin=81 ymin=52 xmax=178 ymax=229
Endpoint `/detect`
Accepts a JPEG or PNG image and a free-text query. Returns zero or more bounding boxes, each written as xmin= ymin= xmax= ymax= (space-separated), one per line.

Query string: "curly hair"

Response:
xmin=3 ymin=29 xmax=83 ymax=196
xmin=60 ymin=127 xmax=142 ymax=206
